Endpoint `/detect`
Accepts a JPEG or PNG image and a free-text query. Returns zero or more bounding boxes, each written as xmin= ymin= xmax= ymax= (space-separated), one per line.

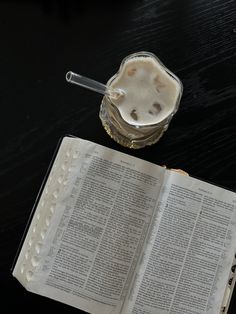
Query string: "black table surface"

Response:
xmin=1 ymin=0 xmax=236 ymax=313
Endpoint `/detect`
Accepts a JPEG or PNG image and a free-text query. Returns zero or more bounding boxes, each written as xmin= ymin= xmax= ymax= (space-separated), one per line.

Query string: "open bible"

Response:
xmin=13 ymin=136 xmax=236 ymax=314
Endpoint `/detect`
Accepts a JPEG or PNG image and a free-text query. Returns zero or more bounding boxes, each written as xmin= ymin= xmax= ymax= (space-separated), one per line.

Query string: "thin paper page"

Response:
xmin=123 ymin=171 xmax=236 ymax=314
xmin=14 ymin=137 xmax=165 ymax=314
xmin=12 ymin=137 xmax=72 ymax=287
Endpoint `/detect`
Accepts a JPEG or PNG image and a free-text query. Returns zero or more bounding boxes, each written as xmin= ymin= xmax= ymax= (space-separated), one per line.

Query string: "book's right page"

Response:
xmin=122 ymin=171 xmax=236 ymax=314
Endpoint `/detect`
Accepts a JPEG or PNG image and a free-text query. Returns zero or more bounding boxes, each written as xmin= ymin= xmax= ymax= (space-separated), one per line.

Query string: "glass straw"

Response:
xmin=66 ymin=71 xmax=123 ymax=99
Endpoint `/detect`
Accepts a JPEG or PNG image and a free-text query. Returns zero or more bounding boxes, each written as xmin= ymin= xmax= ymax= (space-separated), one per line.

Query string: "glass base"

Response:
xmin=99 ymin=100 xmax=169 ymax=149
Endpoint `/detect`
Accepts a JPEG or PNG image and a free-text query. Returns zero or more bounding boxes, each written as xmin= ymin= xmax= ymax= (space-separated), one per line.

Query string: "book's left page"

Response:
xmin=13 ymin=136 xmax=166 ymax=314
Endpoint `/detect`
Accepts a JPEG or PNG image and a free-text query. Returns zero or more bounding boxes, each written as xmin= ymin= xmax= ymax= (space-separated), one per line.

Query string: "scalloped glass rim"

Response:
xmin=104 ymin=51 xmax=183 ymax=129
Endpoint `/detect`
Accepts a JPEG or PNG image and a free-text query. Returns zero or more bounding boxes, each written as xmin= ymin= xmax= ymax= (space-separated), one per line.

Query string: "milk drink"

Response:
xmin=99 ymin=52 xmax=183 ymax=148
xmin=110 ymin=56 xmax=181 ymax=127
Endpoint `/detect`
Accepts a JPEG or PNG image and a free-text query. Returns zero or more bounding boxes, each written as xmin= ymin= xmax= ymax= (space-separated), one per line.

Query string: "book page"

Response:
xmin=13 ymin=136 xmax=165 ymax=314
xmin=123 ymin=171 xmax=236 ymax=314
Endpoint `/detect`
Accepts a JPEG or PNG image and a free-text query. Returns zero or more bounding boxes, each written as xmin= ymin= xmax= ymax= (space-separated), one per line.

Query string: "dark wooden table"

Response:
xmin=1 ymin=0 xmax=236 ymax=312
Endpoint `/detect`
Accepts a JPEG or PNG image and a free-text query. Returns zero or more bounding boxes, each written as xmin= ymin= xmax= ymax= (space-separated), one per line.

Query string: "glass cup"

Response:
xmin=99 ymin=52 xmax=183 ymax=149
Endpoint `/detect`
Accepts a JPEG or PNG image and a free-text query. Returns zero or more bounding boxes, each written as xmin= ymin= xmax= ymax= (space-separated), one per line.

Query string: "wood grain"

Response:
xmin=0 ymin=0 xmax=236 ymax=312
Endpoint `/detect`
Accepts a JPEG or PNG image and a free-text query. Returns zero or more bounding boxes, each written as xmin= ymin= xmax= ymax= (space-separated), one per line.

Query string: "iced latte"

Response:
xmin=99 ymin=52 xmax=183 ymax=148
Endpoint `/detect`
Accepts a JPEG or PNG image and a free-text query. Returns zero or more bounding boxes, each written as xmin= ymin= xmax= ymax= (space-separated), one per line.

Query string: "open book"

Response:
xmin=13 ymin=136 xmax=236 ymax=314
